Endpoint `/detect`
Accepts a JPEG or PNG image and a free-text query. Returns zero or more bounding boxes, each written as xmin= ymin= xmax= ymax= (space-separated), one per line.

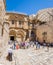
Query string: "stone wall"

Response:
xmin=6 ymin=12 xmax=29 ymax=42
xmin=0 ymin=0 xmax=6 ymax=55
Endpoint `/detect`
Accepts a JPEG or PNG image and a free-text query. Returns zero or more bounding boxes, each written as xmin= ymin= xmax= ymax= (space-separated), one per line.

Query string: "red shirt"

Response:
xmin=16 ymin=45 xmax=19 ymax=49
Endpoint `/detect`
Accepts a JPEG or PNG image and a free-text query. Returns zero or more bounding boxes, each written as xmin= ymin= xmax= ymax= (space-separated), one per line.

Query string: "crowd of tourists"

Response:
xmin=8 ymin=39 xmax=52 ymax=50
xmin=8 ymin=40 xmax=41 ymax=49
xmin=6 ymin=39 xmax=52 ymax=61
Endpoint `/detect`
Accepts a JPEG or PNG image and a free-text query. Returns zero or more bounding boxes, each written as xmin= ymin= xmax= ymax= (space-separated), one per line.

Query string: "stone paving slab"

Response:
xmin=0 ymin=46 xmax=53 ymax=65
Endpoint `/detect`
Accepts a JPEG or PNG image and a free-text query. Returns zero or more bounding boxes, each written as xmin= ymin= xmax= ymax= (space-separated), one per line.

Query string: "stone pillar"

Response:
xmin=0 ymin=25 xmax=2 ymax=50
xmin=0 ymin=25 xmax=2 ymax=36
xmin=29 ymin=30 xmax=31 ymax=41
xmin=3 ymin=23 xmax=9 ymax=48
xmin=29 ymin=30 xmax=31 ymax=38
xmin=0 ymin=0 xmax=6 ymax=56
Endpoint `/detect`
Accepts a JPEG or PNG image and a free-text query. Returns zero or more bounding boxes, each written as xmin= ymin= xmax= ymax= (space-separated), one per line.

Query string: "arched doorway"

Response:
xmin=16 ymin=30 xmax=25 ymax=42
xmin=16 ymin=34 xmax=23 ymax=42
xmin=30 ymin=30 xmax=35 ymax=41
xmin=9 ymin=30 xmax=16 ymax=41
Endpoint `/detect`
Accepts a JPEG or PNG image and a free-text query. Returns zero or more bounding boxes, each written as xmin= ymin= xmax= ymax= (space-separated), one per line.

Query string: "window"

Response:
xmin=12 ymin=20 xmax=14 ymax=24
xmin=19 ymin=21 xmax=22 ymax=25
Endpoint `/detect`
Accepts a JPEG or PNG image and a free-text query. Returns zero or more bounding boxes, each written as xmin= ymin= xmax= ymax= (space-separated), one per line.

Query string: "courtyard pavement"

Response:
xmin=0 ymin=45 xmax=53 ymax=65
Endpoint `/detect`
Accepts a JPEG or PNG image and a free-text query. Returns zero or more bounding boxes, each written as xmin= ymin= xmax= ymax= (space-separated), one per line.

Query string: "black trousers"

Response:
xmin=8 ymin=53 xmax=12 ymax=61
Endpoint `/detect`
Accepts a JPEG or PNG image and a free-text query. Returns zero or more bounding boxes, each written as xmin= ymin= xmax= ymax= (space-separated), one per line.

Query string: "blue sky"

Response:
xmin=6 ymin=0 xmax=53 ymax=15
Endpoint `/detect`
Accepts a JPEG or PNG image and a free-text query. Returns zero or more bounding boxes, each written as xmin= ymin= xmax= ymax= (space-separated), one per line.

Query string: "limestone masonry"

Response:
xmin=0 ymin=0 xmax=53 ymax=49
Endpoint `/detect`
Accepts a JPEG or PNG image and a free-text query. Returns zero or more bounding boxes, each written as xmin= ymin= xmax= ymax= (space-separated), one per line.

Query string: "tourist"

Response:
xmin=43 ymin=40 xmax=46 ymax=48
xmin=23 ymin=42 xmax=25 ymax=49
xmin=38 ymin=41 xmax=40 ymax=49
xmin=36 ymin=41 xmax=38 ymax=50
xmin=7 ymin=47 xmax=13 ymax=61
xmin=33 ymin=41 xmax=35 ymax=47
xmin=8 ymin=40 xmax=11 ymax=45
xmin=13 ymin=42 xmax=16 ymax=49
xmin=16 ymin=44 xmax=19 ymax=49
xmin=30 ymin=41 xmax=33 ymax=47
xmin=34 ymin=40 xmax=36 ymax=45
xmin=47 ymin=43 xmax=49 ymax=52
xmin=25 ymin=42 xmax=29 ymax=48
xmin=21 ymin=42 xmax=25 ymax=49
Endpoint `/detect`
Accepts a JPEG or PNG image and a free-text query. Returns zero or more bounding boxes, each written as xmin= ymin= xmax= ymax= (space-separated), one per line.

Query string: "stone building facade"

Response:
xmin=0 ymin=0 xmax=53 ymax=46
xmin=5 ymin=12 xmax=36 ymax=42
xmin=36 ymin=8 xmax=53 ymax=43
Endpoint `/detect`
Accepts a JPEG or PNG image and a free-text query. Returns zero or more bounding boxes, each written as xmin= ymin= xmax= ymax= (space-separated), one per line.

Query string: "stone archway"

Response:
xmin=16 ymin=30 xmax=26 ymax=42
xmin=9 ymin=30 xmax=16 ymax=41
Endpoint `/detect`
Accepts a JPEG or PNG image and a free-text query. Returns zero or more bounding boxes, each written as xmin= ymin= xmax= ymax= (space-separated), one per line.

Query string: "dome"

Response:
xmin=37 ymin=8 xmax=53 ymax=22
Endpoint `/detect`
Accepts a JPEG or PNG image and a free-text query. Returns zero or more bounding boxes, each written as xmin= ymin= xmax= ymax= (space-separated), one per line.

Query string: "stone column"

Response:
xmin=0 ymin=0 xmax=6 ymax=56
xmin=29 ymin=30 xmax=31 ymax=38
xmin=29 ymin=30 xmax=31 ymax=41
xmin=3 ymin=23 xmax=9 ymax=47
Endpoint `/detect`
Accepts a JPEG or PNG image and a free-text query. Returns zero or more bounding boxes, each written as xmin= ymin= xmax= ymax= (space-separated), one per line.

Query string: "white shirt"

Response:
xmin=8 ymin=48 xmax=13 ymax=53
xmin=36 ymin=41 xmax=38 ymax=45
